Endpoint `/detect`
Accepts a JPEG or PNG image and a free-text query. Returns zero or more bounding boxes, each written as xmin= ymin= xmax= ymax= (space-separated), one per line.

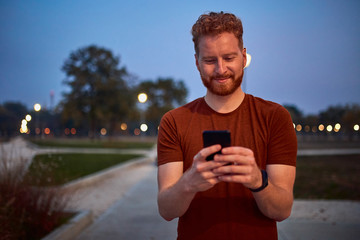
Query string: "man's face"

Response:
xmin=195 ymin=32 xmax=247 ymax=96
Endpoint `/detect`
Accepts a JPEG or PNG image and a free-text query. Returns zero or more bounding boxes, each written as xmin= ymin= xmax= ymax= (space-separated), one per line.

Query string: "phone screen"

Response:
xmin=202 ymin=130 xmax=231 ymax=161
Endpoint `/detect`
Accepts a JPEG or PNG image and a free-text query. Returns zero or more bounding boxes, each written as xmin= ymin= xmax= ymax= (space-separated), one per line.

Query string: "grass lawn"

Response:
xmin=25 ymin=153 xmax=141 ymax=186
xmin=30 ymin=138 xmax=155 ymax=149
xmin=294 ymin=154 xmax=360 ymax=200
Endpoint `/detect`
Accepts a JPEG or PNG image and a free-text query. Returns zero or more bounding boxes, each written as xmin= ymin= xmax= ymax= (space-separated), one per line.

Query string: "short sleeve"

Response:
xmin=157 ymin=111 xmax=184 ymax=166
xmin=267 ymin=106 xmax=297 ymax=166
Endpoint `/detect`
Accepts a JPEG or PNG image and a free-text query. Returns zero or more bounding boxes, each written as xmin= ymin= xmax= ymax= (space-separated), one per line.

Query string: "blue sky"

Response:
xmin=1 ymin=0 xmax=359 ymax=115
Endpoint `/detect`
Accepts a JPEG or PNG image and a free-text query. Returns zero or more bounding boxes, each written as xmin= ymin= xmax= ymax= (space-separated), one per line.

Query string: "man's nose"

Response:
xmin=215 ymin=60 xmax=226 ymax=75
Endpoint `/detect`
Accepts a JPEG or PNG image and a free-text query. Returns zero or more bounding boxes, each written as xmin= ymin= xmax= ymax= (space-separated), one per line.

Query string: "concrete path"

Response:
xmin=75 ymin=164 xmax=178 ymax=240
xmin=75 ymin=162 xmax=360 ymax=240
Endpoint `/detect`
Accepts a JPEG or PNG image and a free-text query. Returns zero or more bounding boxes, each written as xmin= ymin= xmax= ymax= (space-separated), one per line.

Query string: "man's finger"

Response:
xmin=222 ymin=146 xmax=254 ymax=156
xmin=194 ymin=144 xmax=222 ymax=162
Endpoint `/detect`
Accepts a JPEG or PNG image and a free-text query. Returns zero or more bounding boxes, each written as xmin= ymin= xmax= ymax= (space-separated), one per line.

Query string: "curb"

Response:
xmin=297 ymin=148 xmax=360 ymax=156
xmin=61 ymin=154 xmax=155 ymax=192
xmin=41 ymin=210 xmax=93 ymax=240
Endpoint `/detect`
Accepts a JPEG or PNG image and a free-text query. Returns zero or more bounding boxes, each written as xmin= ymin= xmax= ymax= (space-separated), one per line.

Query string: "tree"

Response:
xmin=137 ymin=77 xmax=188 ymax=131
xmin=61 ymin=45 xmax=134 ymax=137
xmin=341 ymin=104 xmax=360 ymax=139
xmin=283 ymin=104 xmax=303 ymax=124
xmin=319 ymin=105 xmax=346 ymax=125
xmin=0 ymin=102 xmax=28 ymax=138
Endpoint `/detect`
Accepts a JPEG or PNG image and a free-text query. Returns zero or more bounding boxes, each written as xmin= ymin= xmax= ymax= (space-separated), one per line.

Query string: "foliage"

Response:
xmin=137 ymin=77 xmax=188 ymax=130
xmin=0 ymin=102 xmax=28 ymax=138
xmin=0 ymin=149 xmax=69 ymax=239
xmin=330 ymin=104 xmax=360 ymax=134
xmin=284 ymin=103 xmax=360 ymax=139
xmin=61 ymin=45 xmax=135 ymax=137
xmin=25 ymin=153 xmax=141 ymax=186
xmin=284 ymin=104 xmax=303 ymax=123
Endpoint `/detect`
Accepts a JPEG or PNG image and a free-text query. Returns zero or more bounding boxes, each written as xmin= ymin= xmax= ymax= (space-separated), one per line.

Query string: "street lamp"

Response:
xmin=34 ymin=103 xmax=41 ymax=112
xmin=138 ymin=93 xmax=148 ymax=103
xmin=137 ymin=93 xmax=148 ymax=138
xmin=25 ymin=114 xmax=32 ymax=122
xmin=34 ymin=103 xmax=41 ymax=136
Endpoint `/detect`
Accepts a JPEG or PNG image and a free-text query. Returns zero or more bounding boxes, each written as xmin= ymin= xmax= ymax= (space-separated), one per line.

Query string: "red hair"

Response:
xmin=191 ymin=11 xmax=244 ymax=55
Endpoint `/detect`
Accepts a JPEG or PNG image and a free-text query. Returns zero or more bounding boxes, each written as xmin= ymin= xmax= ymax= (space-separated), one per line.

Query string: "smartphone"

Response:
xmin=202 ymin=130 xmax=231 ymax=161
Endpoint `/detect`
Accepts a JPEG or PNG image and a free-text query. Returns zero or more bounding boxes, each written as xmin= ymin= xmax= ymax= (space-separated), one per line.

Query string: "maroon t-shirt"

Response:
xmin=157 ymin=94 xmax=297 ymax=240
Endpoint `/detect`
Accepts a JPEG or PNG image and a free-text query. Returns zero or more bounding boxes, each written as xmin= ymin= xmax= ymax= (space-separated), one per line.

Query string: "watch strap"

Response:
xmin=250 ymin=169 xmax=268 ymax=192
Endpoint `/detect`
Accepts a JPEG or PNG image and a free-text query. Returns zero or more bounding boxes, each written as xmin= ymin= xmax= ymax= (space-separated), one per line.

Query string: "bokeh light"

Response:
xmin=120 ymin=123 xmax=128 ymax=131
xmin=326 ymin=125 xmax=333 ymax=132
xmin=134 ymin=128 xmax=141 ymax=136
xmin=138 ymin=93 xmax=148 ymax=103
xmin=25 ymin=114 xmax=32 ymax=121
xmin=44 ymin=128 xmax=50 ymax=135
xmin=100 ymin=128 xmax=107 ymax=136
xmin=140 ymin=123 xmax=148 ymax=132
xmin=34 ymin=103 xmax=41 ymax=112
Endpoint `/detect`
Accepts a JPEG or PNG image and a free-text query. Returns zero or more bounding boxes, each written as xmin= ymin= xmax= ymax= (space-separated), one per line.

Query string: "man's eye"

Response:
xmin=224 ymin=57 xmax=234 ymax=61
xmin=204 ymin=59 xmax=216 ymax=64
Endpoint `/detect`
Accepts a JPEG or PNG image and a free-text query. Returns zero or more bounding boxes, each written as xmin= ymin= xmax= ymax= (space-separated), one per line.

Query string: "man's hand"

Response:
xmin=212 ymin=146 xmax=296 ymax=221
xmin=212 ymin=146 xmax=263 ymax=189
xmin=157 ymin=144 xmax=227 ymax=221
xmin=184 ymin=144 xmax=227 ymax=193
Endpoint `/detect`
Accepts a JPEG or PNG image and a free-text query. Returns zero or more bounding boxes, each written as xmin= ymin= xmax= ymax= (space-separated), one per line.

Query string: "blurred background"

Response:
xmin=1 ymin=0 xmax=359 ymax=139
xmin=1 ymin=1 xmax=360 ymax=239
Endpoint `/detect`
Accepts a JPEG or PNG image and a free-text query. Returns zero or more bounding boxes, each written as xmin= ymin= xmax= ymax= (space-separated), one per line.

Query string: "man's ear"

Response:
xmin=195 ymin=53 xmax=200 ymax=72
xmin=242 ymin=48 xmax=247 ymax=68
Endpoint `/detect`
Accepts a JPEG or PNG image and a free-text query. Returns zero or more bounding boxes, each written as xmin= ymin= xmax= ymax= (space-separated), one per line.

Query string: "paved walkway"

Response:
xmin=2 ymin=138 xmax=360 ymax=239
xmin=75 ymin=162 xmax=360 ymax=240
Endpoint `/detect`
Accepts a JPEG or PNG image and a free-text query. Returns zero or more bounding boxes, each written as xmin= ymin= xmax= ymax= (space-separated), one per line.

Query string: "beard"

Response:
xmin=200 ymin=71 xmax=243 ymax=96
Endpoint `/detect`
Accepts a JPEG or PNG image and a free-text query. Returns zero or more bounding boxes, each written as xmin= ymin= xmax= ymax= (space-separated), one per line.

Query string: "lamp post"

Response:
xmin=34 ymin=103 xmax=41 ymax=137
xmin=137 ymin=93 xmax=148 ymax=138
xmin=20 ymin=114 xmax=32 ymax=134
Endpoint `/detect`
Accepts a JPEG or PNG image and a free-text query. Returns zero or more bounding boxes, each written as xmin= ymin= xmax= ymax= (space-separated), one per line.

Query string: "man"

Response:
xmin=157 ymin=11 xmax=297 ymax=240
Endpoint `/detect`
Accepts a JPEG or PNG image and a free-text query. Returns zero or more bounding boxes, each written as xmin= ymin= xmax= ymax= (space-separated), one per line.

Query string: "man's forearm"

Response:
xmin=158 ymin=175 xmax=196 ymax=221
xmin=253 ymin=181 xmax=293 ymax=221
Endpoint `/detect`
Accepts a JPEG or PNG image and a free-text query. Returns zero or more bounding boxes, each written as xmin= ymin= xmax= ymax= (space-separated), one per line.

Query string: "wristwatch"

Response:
xmin=250 ymin=169 xmax=268 ymax=192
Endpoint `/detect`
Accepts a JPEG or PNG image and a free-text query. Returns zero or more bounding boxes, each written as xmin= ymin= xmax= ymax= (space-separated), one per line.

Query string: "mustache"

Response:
xmin=210 ymin=73 xmax=234 ymax=80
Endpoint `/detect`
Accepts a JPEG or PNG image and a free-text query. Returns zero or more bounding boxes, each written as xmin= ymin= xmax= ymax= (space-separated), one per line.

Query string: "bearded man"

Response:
xmin=157 ymin=11 xmax=297 ymax=240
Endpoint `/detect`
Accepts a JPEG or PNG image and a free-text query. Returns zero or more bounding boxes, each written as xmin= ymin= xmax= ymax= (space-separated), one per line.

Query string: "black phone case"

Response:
xmin=202 ymin=130 xmax=231 ymax=161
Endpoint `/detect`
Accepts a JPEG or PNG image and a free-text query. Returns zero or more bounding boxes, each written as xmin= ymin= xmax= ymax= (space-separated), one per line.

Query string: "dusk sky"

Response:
xmin=1 ymin=0 xmax=359 ymax=115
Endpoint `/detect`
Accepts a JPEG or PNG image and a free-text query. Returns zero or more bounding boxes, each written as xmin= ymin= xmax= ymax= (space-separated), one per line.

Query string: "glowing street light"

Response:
xmin=34 ymin=103 xmax=41 ymax=112
xmin=25 ymin=114 xmax=32 ymax=122
xmin=100 ymin=128 xmax=107 ymax=136
xmin=34 ymin=103 xmax=41 ymax=136
xmin=334 ymin=123 xmax=341 ymax=132
xmin=138 ymin=93 xmax=148 ymax=103
xmin=326 ymin=125 xmax=333 ymax=132
xmin=120 ymin=123 xmax=128 ymax=131
xmin=140 ymin=123 xmax=148 ymax=132
xmin=137 ymin=93 xmax=148 ymax=138
xmin=20 ymin=119 xmax=28 ymax=134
